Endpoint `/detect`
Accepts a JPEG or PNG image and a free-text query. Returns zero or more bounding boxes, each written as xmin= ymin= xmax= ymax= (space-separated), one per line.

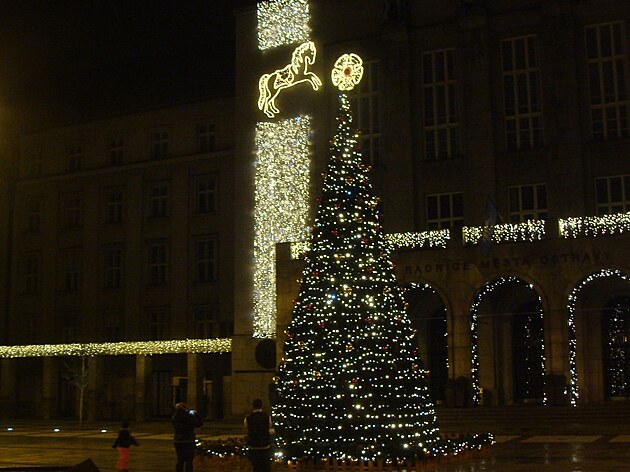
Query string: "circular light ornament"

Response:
xmin=331 ymin=53 xmax=364 ymax=91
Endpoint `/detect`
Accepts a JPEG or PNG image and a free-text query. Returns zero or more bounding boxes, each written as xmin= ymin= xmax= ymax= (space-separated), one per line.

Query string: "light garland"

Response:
xmin=254 ymin=116 xmax=312 ymax=338
xmin=566 ymin=268 xmax=630 ymax=405
xmin=0 ymin=338 xmax=232 ymax=358
xmin=559 ymin=212 xmax=630 ymax=238
xmin=290 ymin=231 xmax=450 ymax=260
xmin=257 ymin=0 xmax=310 ymax=51
xmin=469 ymin=277 xmax=545 ymax=405
xmin=386 ymin=231 xmax=450 ymax=250
xmin=463 ymin=220 xmax=545 ymax=245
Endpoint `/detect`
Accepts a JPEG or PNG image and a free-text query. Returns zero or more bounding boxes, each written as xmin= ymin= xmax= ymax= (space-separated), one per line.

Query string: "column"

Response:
xmin=42 ymin=357 xmax=59 ymax=419
xmin=186 ymin=353 xmax=204 ymax=412
xmin=135 ymin=355 xmax=152 ymax=421
xmin=87 ymin=357 xmax=104 ymax=421
xmin=0 ymin=359 xmax=17 ymax=418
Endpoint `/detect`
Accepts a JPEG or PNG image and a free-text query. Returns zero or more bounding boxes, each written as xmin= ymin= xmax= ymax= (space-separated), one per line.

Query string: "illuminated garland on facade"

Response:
xmin=254 ymin=116 xmax=312 ymax=338
xmin=559 ymin=212 xmax=630 ymax=238
xmin=469 ymin=277 xmax=545 ymax=405
xmin=0 ymin=339 xmax=232 ymax=358
xmin=290 ymin=231 xmax=450 ymax=260
xmin=257 ymin=0 xmax=310 ymax=50
xmin=463 ymin=220 xmax=545 ymax=245
xmin=386 ymin=231 xmax=450 ymax=250
xmin=566 ymin=268 xmax=630 ymax=405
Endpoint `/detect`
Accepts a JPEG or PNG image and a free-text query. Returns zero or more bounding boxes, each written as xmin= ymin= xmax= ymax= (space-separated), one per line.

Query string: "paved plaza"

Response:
xmin=1 ymin=422 xmax=630 ymax=472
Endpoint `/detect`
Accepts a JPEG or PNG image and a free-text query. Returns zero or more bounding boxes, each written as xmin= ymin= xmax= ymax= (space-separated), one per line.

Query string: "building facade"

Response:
xmin=1 ymin=0 xmax=628 ymax=421
xmin=236 ymin=0 xmax=630 ymax=411
xmin=2 ymin=99 xmax=235 ymax=420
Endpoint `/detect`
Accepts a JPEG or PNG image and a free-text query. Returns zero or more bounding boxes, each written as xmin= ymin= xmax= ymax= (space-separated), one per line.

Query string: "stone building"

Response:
xmin=235 ymin=0 xmax=630 ymax=411
xmin=2 ymin=99 xmax=235 ymax=420
xmin=1 ymin=0 xmax=628 ymax=420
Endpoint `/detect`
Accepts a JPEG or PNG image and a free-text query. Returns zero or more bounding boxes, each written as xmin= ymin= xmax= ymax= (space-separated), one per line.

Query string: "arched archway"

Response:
xmin=470 ymin=276 xmax=545 ymax=406
xmin=568 ymin=269 xmax=630 ymax=404
xmin=403 ymin=283 xmax=448 ymax=404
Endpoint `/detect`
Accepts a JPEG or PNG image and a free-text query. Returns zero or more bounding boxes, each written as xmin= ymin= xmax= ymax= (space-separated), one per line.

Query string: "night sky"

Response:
xmin=0 ymin=0 xmax=257 ymax=131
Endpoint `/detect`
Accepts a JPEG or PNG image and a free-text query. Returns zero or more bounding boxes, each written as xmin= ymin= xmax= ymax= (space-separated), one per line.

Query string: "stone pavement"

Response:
xmin=1 ymin=404 xmax=630 ymax=471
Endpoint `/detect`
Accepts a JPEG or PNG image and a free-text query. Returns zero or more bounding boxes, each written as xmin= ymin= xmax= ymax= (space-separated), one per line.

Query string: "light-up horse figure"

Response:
xmin=258 ymin=41 xmax=322 ymax=118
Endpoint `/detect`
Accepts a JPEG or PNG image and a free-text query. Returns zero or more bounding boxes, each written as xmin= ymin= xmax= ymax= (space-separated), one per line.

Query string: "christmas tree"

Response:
xmin=272 ymin=92 xmax=445 ymax=462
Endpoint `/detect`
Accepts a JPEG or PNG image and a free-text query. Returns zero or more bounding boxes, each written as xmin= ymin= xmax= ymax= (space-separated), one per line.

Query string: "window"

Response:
xmin=194 ymin=305 xmax=215 ymax=338
xmin=426 ymin=192 xmax=463 ymax=230
xmin=27 ymin=152 xmax=42 ymax=178
xmin=585 ymin=22 xmax=629 ymax=140
xmin=106 ymin=190 xmax=124 ymax=224
xmin=67 ymin=145 xmax=82 ymax=172
xmin=596 ymin=175 xmax=630 ymax=214
xmin=194 ymin=238 xmax=217 ymax=283
xmin=151 ymin=131 xmax=168 ymax=159
xmin=149 ymin=184 xmax=169 ymax=218
xmin=62 ymin=194 xmax=82 ymax=228
xmin=103 ymin=245 xmax=123 ymax=289
xmin=195 ymin=175 xmax=217 ymax=214
xmin=148 ymin=240 xmax=168 ymax=286
xmin=147 ymin=306 xmax=169 ymax=340
xmin=109 ymin=137 xmax=124 ymax=166
xmin=59 ymin=314 xmax=78 ymax=343
xmin=508 ymin=184 xmax=547 ymax=222
xmin=197 ymin=122 xmax=216 ymax=152
xmin=501 ymin=35 xmax=543 ymax=150
xmin=349 ymin=61 xmax=381 ymax=167
xmin=422 ymin=48 xmax=459 ymax=160
xmin=25 ymin=199 xmax=41 ymax=232
xmin=24 ymin=255 xmax=40 ymax=294
xmin=60 ymin=250 xmax=81 ymax=292
xmin=102 ymin=309 xmax=122 ymax=342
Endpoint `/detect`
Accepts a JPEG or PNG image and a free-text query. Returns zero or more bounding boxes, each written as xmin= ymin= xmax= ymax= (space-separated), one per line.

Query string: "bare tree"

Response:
xmin=63 ymin=356 xmax=90 ymax=429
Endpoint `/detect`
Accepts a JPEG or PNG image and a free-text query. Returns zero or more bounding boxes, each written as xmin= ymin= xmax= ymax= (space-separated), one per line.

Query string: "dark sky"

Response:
xmin=0 ymin=0 xmax=257 ymax=131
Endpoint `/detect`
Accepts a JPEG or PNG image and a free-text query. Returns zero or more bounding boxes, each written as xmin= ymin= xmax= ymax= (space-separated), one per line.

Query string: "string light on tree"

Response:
xmin=272 ymin=56 xmax=492 ymax=464
xmin=290 ymin=230 xmax=451 ymax=259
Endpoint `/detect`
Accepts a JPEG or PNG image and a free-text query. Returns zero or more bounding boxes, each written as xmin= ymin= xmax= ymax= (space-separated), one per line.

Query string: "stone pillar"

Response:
xmin=186 ymin=353 xmax=204 ymax=412
xmin=450 ymin=299 xmax=472 ymax=382
xmin=544 ymin=294 xmax=570 ymax=405
xmin=87 ymin=357 xmax=104 ymax=421
xmin=135 ymin=355 xmax=152 ymax=421
xmin=42 ymin=357 xmax=59 ymax=419
xmin=0 ymin=358 xmax=17 ymax=418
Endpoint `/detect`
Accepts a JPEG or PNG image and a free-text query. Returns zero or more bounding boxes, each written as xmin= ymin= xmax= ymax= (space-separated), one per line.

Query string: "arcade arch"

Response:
xmin=403 ymin=283 xmax=448 ymax=404
xmin=568 ymin=269 xmax=630 ymax=404
xmin=470 ymin=276 xmax=545 ymax=406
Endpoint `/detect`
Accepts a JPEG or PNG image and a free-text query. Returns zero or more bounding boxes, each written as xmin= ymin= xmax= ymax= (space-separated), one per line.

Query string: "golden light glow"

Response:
xmin=290 ymin=230 xmax=450 ymax=259
xmin=463 ymin=220 xmax=545 ymax=244
xmin=254 ymin=116 xmax=312 ymax=338
xmin=559 ymin=212 xmax=630 ymax=238
xmin=257 ymin=0 xmax=310 ymax=51
xmin=331 ymin=53 xmax=364 ymax=91
xmin=258 ymin=41 xmax=322 ymax=118
xmin=0 ymin=338 xmax=232 ymax=358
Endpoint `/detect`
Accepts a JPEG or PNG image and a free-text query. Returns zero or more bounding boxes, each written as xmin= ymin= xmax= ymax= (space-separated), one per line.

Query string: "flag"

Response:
xmin=480 ymin=198 xmax=500 ymax=257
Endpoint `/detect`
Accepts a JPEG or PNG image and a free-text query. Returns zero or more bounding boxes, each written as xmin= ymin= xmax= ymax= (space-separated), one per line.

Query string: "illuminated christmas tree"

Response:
xmin=273 ymin=89 xmax=445 ymax=461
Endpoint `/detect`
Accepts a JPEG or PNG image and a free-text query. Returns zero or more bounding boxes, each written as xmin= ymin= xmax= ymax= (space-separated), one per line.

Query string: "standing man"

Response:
xmin=172 ymin=402 xmax=203 ymax=472
xmin=244 ymin=398 xmax=273 ymax=472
